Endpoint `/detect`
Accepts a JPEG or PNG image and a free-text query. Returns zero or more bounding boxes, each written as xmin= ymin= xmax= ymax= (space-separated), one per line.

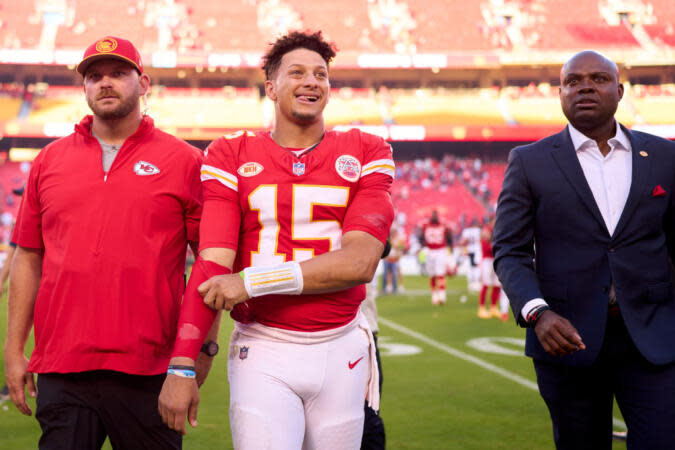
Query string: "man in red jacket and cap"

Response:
xmin=5 ymin=36 xmax=209 ymax=450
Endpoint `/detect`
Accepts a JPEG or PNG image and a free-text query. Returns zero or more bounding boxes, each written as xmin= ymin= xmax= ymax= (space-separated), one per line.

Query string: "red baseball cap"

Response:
xmin=77 ymin=36 xmax=143 ymax=76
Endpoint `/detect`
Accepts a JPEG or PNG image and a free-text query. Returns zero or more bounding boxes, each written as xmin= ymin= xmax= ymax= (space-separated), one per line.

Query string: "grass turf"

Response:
xmin=0 ymin=275 xmax=627 ymax=449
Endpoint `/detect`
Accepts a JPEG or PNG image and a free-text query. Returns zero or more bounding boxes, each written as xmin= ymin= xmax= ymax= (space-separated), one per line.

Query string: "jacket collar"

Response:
xmin=551 ymin=124 xmax=649 ymax=239
xmin=567 ymin=119 xmax=631 ymax=154
xmin=75 ymin=115 xmax=155 ymax=142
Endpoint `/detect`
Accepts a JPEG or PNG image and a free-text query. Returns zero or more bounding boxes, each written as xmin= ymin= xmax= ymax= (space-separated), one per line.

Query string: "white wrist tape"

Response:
xmin=242 ymin=261 xmax=304 ymax=297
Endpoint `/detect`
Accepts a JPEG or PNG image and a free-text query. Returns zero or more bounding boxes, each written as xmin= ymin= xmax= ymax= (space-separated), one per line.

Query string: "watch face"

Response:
xmin=203 ymin=341 xmax=219 ymax=356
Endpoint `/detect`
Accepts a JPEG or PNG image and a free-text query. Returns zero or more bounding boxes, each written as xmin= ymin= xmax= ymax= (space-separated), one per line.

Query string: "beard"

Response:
xmin=291 ymin=109 xmax=319 ymax=123
xmin=87 ymin=87 xmax=139 ymax=120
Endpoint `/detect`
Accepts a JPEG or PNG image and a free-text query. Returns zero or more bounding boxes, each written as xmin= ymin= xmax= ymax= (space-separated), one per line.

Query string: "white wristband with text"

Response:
xmin=242 ymin=261 xmax=304 ymax=297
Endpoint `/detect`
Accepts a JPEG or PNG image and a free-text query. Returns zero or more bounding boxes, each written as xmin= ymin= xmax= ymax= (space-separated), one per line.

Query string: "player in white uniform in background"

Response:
xmin=421 ymin=210 xmax=452 ymax=305
xmin=158 ymin=31 xmax=395 ymax=450
xmin=460 ymin=220 xmax=482 ymax=292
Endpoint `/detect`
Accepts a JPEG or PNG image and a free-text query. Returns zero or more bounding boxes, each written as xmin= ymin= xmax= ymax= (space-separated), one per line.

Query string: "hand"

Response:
xmin=5 ymin=351 xmax=36 ymax=415
xmin=534 ymin=310 xmax=586 ymax=357
xmin=158 ymin=374 xmax=200 ymax=435
xmin=199 ymin=274 xmax=249 ymax=311
xmin=195 ymin=352 xmax=214 ymax=388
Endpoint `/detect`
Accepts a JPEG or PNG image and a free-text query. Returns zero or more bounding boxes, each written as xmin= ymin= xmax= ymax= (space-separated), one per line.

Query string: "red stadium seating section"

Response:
xmin=392 ymin=158 xmax=492 ymax=236
xmin=484 ymin=162 xmax=506 ymax=207
xmin=1 ymin=0 xmax=673 ymax=53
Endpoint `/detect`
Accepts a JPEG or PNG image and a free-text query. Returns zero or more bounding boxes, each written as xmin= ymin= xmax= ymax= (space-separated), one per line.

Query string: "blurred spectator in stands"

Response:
xmin=367 ymin=0 xmax=417 ymax=53
xmin=18 ymin=83 xmax=35 ymax=119
xmin=377 ymin=85 xmax=395 ymax=124
xmin=257 ymin=0 xmax=303 ymax=38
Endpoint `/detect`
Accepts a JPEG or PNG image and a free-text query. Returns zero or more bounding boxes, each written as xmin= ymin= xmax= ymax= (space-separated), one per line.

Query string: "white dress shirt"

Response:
xmin=521 ymin=120 xmax=632 ymax=321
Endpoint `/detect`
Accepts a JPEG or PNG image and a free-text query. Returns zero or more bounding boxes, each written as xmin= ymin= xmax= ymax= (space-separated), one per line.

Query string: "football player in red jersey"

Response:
xmin=477 ymin=224 xmax=504 ymax=319
xmin=421 ymin=210 xmax=453 ymax=305
xmin=158 ymin=31 xmax=395 ymax=449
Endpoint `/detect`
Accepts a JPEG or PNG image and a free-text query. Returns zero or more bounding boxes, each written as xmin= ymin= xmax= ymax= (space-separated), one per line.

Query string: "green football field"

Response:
xmin=0 ymin=276 xmax=627 ymax=449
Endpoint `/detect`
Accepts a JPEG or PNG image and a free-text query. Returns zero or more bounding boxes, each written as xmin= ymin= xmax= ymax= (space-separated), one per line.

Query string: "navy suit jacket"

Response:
xmin=493 ymin=124 xmax=675 ymax=367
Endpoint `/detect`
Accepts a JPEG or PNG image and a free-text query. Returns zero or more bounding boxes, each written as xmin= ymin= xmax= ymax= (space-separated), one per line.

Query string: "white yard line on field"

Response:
xmin=383 ymin=289 xmax=465 ymax=297
xmin=378 ymin=316 xmax=627 ymax=430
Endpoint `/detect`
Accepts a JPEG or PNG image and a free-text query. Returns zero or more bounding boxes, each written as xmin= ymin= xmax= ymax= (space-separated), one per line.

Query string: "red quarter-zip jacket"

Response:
xmin=12 ymin=115 xmax=203 ymax=374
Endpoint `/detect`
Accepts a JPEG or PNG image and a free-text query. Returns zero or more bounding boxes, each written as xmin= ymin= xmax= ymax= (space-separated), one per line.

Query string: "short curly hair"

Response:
xmin=262 ymin=30 xmax=337 ymax=80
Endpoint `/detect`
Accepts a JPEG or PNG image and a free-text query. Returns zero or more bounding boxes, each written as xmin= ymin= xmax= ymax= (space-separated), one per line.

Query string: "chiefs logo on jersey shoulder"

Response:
xmin=335 ymin=155 xmax=361 ymax=182
xmin=238 ymin=161 xmax=264 ymax=177
xmin=133 ymin=161 xmax=160 ymax=176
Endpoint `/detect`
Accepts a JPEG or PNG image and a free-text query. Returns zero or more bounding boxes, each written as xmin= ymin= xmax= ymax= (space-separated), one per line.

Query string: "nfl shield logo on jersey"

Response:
xmin=293 ymin=162 xmax=305 ymax=176
xmin=239 ymin=346 xmax=249 ymax=360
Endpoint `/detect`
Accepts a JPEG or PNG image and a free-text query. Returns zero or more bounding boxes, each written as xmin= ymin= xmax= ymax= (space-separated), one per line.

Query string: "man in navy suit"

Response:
xmin=493 ymin=50 xmax=675 ymax=450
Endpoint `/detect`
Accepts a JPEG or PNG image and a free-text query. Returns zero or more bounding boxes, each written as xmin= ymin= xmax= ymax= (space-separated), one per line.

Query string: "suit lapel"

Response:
xmin=612 ymin=127 xmax=649 ymax=239
xmin=551 ymin=127 xmax=609 ymax=234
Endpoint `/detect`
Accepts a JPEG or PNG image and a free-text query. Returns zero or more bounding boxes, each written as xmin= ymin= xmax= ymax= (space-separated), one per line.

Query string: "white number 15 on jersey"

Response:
xmin=248 ymin=185 xmax=350 ymax=266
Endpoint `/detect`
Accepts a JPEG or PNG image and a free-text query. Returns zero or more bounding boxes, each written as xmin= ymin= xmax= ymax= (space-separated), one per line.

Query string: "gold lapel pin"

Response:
xmin=639 ymin=151 xmax=648 ymax=157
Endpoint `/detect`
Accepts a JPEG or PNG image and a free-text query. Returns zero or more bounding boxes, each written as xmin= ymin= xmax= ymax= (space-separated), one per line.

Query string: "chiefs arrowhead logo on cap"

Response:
xmin=95 ymin=38 xmax=118 ymax=53
xmin=77 ymin=36 xmax=143 ymax=75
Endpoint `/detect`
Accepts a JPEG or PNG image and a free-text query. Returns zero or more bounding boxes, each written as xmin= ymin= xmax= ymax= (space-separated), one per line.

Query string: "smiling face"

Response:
xmin=559 ymin=51 xmax=623 ymax=133
xmin=83 ymin=59 xmax=149 ymax=120
xmin=265 ymin=48 xmax=330 ymax=126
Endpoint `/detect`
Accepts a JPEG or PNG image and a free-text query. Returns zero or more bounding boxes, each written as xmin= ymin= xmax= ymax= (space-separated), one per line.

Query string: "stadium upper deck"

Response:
xmin=1 ymin=0 xmax=674 ymax=68
xmin=0 ymin=0 xmax=674 ymax=143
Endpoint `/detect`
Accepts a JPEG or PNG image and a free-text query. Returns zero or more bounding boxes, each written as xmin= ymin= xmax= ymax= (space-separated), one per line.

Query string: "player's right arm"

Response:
xmin=5 ymin=246 xmax=42 ymax=416
xmin=159 ymin=137 xmax=242 ymax=435
xmin=158 ymin=249 xmax=237 ymax=434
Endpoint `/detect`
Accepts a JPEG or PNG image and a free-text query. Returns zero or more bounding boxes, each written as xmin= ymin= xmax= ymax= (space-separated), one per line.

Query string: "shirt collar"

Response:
xmin=568 ymin=120 xmax=632 ymax=153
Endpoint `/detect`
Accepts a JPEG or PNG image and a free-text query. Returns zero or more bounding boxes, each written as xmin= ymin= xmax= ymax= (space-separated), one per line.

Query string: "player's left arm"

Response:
xmin=199 ymin=172 xmax=395 ymax=309
xmin=300 ymin=168 xmax=393 ymax=293
xmin=300 ymin=230 xmax=384 ymax=293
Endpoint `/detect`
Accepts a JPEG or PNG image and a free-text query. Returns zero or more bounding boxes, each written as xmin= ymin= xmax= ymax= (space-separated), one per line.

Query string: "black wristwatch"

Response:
xmin=200 ymin=340 xmax=219 ymax=357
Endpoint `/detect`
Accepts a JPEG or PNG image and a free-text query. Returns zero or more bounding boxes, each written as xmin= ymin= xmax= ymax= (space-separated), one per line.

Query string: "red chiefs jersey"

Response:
xmin=481 ymin=239 xmax=494 ymax=258
xmin=200 ymin=129 xmax=395 ymax=331
xmin=422 ymin=222 xmax=449 ymax=250
xmin=480 ymin=226 xmax=494 ymax=257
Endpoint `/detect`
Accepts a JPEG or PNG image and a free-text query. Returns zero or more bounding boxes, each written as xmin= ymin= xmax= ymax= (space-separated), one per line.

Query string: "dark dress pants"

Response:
xmin=36 ymin=370 xmax=181 ymax=450
xmin=534 ymin=312 xmax=675 ymax=450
